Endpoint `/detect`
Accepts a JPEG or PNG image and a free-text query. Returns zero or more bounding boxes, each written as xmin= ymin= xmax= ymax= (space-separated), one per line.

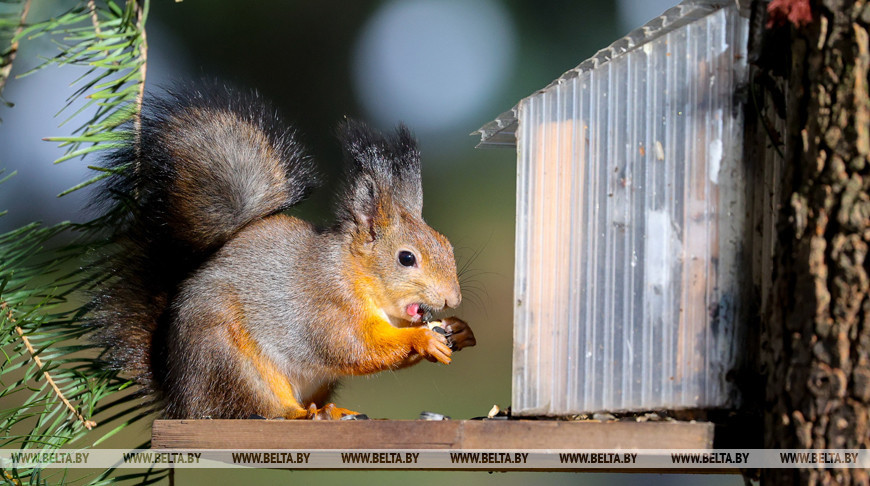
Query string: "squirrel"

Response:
xmin=90 ymin=83 xmax=476 ymax=420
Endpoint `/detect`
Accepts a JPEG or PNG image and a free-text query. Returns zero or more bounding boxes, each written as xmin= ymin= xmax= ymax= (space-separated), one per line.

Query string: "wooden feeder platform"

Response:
xmin=152 ymin=419 xmax=741 ymax=472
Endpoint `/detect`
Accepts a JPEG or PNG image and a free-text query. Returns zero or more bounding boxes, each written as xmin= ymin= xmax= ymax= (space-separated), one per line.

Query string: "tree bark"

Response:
xmin=755 ymin=0 xmax=870 ymax=484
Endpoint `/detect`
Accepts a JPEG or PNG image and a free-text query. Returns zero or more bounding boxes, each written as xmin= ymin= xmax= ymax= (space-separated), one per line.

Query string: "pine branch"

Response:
xmin=0 ymin=219 xmax=151 ymax=483
xmin=0 ymin=1 xmax=158 ymax=484
xmin=132 ymin=0 xmax=146 ymax=175
xmin=20 ymin=0 xmax=149 ymax=184
xmin=6 ymin=303 xmax=97 ymax=430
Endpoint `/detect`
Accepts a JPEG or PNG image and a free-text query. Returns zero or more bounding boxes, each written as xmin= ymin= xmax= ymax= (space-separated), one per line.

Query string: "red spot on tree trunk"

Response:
xmin=767 ymin=0 xmax=813 ymax=28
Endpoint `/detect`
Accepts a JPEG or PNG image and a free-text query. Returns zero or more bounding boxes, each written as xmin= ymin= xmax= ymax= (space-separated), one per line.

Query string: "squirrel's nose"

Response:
xmin=444 ymin=285 xmax=461 ymax=309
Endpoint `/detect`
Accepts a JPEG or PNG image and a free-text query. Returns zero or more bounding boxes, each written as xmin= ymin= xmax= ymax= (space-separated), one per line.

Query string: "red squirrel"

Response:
xmin=91 ymin=84 xmax=475 ymax=419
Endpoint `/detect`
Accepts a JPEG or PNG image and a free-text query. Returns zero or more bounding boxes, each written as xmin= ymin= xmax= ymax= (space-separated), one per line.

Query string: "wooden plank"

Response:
xmin=152 ymin=419 xmax=714 ymax=450
xmin=150 ymin=420 xmax=739 ymax=473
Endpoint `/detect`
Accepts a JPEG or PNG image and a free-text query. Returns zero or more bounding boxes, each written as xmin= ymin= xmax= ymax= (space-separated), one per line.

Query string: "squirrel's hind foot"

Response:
xmin=306 ymin=403 xmax=360 ymax=420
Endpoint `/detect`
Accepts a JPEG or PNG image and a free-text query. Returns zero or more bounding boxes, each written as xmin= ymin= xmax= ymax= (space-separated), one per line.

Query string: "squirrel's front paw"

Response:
xmin=412 ymin=329 xmax=452 ymax=365
xmin=439 ymin=317 xmax=476 ymax=351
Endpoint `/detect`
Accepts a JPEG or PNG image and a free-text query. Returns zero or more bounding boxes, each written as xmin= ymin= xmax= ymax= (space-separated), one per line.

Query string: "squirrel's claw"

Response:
xmin=307 ymin=403 xmax=360 ymax=420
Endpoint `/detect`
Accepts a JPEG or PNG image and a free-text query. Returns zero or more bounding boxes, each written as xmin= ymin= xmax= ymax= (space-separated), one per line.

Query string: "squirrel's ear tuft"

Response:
xmin=337 ymin=119 xmax=423 ymax=223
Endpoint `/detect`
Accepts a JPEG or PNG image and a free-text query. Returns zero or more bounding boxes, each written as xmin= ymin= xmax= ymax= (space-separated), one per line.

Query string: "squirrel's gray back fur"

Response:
xmin=90 ymin=83 xmax=318 ymax=394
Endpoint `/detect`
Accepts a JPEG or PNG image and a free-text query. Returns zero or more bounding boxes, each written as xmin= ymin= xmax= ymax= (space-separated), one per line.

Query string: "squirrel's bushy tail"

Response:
xmin=90 ymin=83 xmax=317 ymax=393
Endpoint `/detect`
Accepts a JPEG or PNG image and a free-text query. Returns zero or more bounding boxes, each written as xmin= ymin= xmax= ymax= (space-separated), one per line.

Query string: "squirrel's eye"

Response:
xmin=398 ymin=251 xmax=416 ymax=267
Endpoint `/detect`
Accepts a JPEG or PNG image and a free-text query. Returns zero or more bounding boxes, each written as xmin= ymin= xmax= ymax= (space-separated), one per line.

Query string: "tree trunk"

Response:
xmin=755 ymin=0 xmax=870 ymax=484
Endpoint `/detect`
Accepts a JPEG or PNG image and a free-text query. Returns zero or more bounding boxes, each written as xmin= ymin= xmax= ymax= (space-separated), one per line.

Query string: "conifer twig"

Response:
xmin=87 ymin=0 xmax=102 ymax=36
xmin=132 ymin=0 xmax=147 ymax=176
xmin=134 ymin=0 xmax=147 ymax=115
xmin=3 ymin=301 xmax=97 ymax=430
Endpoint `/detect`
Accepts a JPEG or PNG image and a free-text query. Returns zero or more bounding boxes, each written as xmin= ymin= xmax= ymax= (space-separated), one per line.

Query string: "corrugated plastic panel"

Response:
xmin=513 ymin=4 xmax=749 ymax=415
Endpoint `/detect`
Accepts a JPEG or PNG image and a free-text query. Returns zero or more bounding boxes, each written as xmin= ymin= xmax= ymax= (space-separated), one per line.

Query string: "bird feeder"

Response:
xmin=476 ymin=0 xmax=751 ymax=416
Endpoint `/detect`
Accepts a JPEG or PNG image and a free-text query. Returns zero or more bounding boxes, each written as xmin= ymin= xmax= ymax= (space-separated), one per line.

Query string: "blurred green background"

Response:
xmin=0 ymin=0 xmax=743 ymax=484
